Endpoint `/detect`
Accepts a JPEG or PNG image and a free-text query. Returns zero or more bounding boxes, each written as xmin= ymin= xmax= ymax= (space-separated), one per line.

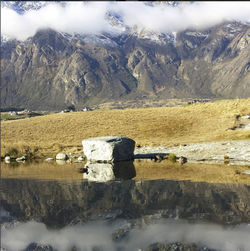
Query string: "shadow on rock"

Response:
xmin=134 ymin=153 xmax=168 ymax=161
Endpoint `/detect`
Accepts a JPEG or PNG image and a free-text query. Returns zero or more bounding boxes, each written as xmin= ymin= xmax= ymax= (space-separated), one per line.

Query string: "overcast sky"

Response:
xmin=1 ymin=1 xmax=250 ymax=41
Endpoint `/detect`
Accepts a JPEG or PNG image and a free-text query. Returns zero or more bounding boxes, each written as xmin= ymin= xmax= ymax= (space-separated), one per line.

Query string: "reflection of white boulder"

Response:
xmin=5 ymin=156 xmax=11 ymax=163
xmin=113 ymin=161 xmax=136 ymax=180
xmin=83 ymin=162 xmax=115 ymax=182
xmin=82 ymin=136 xmax=135 ymax=162
xmin=56 ymin=160 xmax=66 ymax=165
xmin=83 ymin=161 xmax=136 ymax=182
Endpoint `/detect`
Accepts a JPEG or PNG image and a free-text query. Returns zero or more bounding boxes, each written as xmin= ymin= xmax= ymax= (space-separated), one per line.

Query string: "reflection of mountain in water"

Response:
xmin=1 ymin=179 xmax=249 ymax=228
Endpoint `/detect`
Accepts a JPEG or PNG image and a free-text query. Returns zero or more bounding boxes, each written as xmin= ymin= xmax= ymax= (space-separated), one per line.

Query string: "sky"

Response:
xmin=1 ymin=1 xmax=250 ymax=41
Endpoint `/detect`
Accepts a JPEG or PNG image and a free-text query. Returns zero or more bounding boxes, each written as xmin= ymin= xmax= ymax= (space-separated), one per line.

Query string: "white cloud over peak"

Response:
xmin=110 ymin=1 xmax=250 ymax=32
xmin=1 ymin=1 xmax=250 ymax=41
xmin=1 ymin=2 xmax=112 ymax=40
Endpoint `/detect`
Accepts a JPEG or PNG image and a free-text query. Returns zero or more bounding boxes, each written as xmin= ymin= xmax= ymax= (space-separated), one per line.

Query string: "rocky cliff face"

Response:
xmin=1 ymin=19 xmax=250 ymax=110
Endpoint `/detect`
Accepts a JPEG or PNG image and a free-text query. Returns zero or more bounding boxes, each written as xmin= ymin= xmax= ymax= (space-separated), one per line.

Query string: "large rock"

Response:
xmin=16 ymin=156 xmax=27 ymax=162
xmin=56 ymin=152 xmax=68 ymax=160
xmin=45 ymin=158 xmax=54 ymax=162
xmin=82 ymin=136 xmax=135 ymax=162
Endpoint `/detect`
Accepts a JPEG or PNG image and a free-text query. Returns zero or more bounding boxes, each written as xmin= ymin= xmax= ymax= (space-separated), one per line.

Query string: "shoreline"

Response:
xmin=2 ymin=139 xmax=250 ymax=166
xmin=135 ymin=140 xmax=250 ymax=166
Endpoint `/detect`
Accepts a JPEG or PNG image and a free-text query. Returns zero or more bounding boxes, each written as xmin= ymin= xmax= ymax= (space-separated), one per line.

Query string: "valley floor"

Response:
xmin=1 ymin=99 xmax=250 ymax=184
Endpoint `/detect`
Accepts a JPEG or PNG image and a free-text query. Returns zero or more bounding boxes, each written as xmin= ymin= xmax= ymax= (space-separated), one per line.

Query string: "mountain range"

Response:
xmin=1 ymin=1 xmax=250 ymax=110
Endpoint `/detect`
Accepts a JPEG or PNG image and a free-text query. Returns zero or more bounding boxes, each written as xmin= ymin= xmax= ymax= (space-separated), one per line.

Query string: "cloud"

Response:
xmin=1 ymin=2 xmax=112 ymax=41
xmin=2 ymin=219 xmax=250 ymax=251
xmin=1 ymin=1 xmax=250 ymax=41
xmin=111 ymin=1 xmax=250 ymax=32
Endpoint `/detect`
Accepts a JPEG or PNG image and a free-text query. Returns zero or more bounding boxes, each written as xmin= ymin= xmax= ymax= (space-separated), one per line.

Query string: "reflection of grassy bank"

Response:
xmin=1 ymin=161 xmax=250 ymax=184
xmin=1 ymin=99 xmax=250 ymax=158
xmin=134 ymin=160 xmax=250 ymax=185
xmin=1 ymin=162 xmax=83 ymax=180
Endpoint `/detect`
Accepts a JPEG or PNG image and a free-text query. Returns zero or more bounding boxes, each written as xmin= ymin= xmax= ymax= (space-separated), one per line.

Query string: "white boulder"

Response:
xmin=242 ymin=170 xmax=250 ymax=175
xmin=82 ymin=136 xmax=135 ymax=162
xmin=45 ymin=158 xmax=54 ymax=162
xmin=78 ymin=156 xmax=85 ymax=161
xmin=242 ymin=115 xmax=250 ymax=119
xmin=56 ymin=152 xmax=68 ymax=160
xmin=16 ymin=156 xmax=27 ymax=162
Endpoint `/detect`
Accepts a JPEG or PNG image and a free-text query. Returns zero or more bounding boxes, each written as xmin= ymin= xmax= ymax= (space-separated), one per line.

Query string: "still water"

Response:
xmin=1 ymin=161 xmax=250 ymax=251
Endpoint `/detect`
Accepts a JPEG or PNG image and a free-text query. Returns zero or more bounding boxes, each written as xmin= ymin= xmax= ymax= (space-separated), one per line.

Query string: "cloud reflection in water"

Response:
xmin=2 ymin=219 xmax=250 ymax=251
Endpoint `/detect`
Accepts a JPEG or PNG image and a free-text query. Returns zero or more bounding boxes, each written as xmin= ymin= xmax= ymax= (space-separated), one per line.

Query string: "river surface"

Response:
xmin=1 ymin=161 xmax=250 ymax=251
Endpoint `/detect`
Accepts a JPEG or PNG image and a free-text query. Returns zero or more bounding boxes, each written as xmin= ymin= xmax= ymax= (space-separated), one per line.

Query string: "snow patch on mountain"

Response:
xmin=80 ymin=34 xmax=119 ymax=48
xmin=137 ymin=29 xmax=175 ymax=45
xmin=185 ymin=31 xmax=208 ymax=38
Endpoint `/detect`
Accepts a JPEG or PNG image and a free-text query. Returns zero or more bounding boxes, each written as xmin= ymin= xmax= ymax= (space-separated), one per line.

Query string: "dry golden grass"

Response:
xmin=1 ymin=98 xmax=250 ymax=157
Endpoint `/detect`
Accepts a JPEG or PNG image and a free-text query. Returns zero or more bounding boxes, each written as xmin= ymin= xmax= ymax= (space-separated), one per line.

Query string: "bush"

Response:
xmin=3 ymin=144 xmax=40 ymax=159
xmin=169 ymin=153 xmax=177 ymax=163
xmin=67 ymin=104 xmax=76 ymax=111
xmin=5 ymin=147 xmax=19 ymax=158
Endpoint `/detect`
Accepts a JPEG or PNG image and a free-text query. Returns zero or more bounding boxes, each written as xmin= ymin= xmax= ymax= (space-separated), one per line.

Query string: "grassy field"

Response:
xmin=1 ymin=98 xmax=250 ymax=158
xmin=1 ymin=113 xmax=27 ymax=121
xmin=1 ymin=112 xmax=44 ymax=121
